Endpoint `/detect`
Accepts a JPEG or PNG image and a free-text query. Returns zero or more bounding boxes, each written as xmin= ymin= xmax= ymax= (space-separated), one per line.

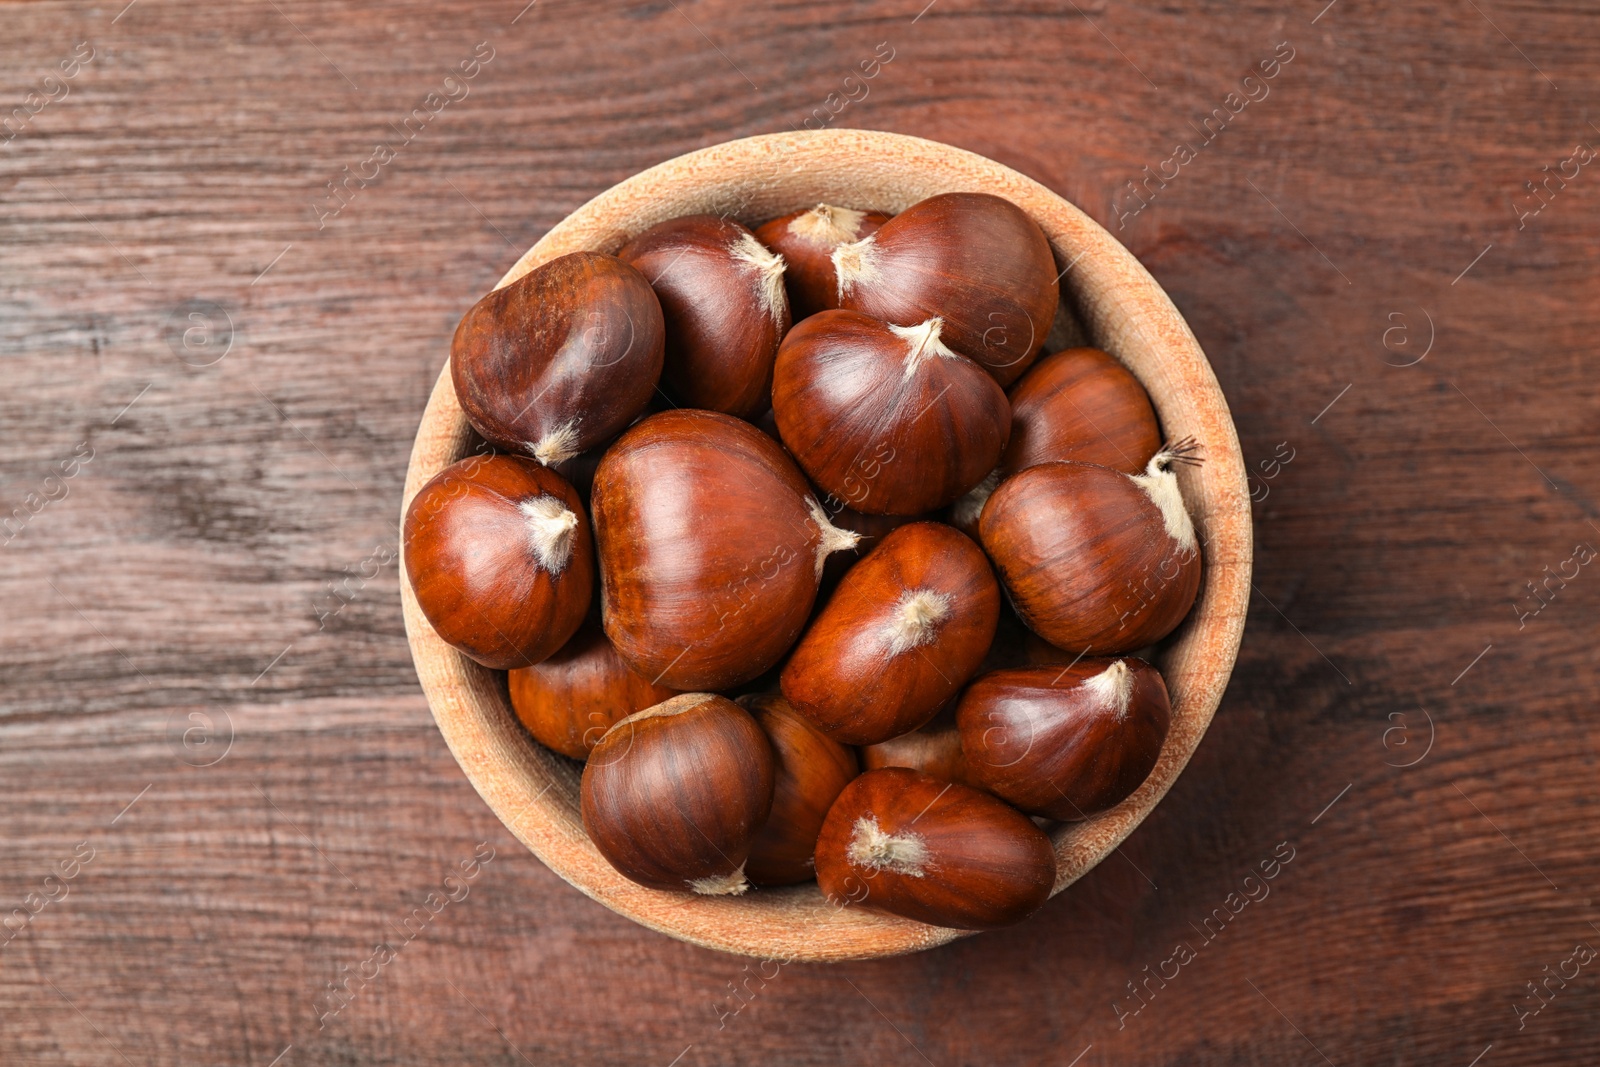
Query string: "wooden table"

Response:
xmin=4 ymin=2 xmax=1597 ymax=1064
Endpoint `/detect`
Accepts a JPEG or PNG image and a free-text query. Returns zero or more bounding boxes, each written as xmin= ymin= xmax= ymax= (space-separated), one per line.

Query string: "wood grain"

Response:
xmin=3 ymin=0 xmax=1599 ymax=1063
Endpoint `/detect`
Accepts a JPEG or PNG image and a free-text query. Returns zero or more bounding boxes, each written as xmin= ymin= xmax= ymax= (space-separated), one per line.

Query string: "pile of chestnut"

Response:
xmin=404 ymin=192 xmax=1203 ymax=932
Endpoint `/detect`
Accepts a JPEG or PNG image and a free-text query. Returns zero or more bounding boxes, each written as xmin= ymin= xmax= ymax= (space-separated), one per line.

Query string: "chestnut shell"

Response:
xmin=451 ymin=251 xmax=665 ymax=464
xmin=956 ymin=658 xmax=1171 ymax=820
xmin=781 ymin=522 xmax=1000 ymax=745
xmin=772 ymin=310 xmax=1011 ymax=515
xmin=591 ymin=409 xmax=854 ymax=690
xmin=978 ymin=459 xmax=1201 ymax=653
xmin=835 ymin=192 xmax=1059 ymax=387
xmin=1003 ymin=347 xmax=1161 ymax=476
xmin=617 ymin=215 xmax=789 ymax=418
xmin=403 ymin=455 xmax=593 ymax=670
xmin=508 ymin=620 xmax=679 ymax=760
xmin=814 ymin=767 xmax=1056 ymax=930
xmin=581 ymin=693 xmax=775 ymax=893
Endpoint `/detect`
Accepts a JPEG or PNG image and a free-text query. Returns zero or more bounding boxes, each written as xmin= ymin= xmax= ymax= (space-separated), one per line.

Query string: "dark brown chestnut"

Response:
xmin=781 ymin=522 xmax=1000 ymax=745
xmin=739 ymin=693 xmax=860 ymax=886
xmin=1003 ymin=347 xmax=1161 ymax=477
xmin=814 ymin=767 xmax=1056 ymax=929
xmin=451 ymin=251 xmax=665 ymax=465
xmin=403 ymin=454 xmax=592 ymax=669
xmin=755 ymin=203 xmax=890 ymax=320
xmin=978 ymin=447 xmax=1201 ymax=654
xmin=956 ymin=658 xmax=1171 ymax=820
xmin=833 ymin=192 xmax=1058 ymax=387
xmin=581 ymin=693 xmax=775 ymax=894
xmin=617 ymin=215 xmax=789 ymax=418
xmin=772 ymin=311 xmax=1011 ymax=515
xmin=508 ymin=619 xmax=679 ymax=759
xmin=590 ymin=410 xmax=858 ymax=691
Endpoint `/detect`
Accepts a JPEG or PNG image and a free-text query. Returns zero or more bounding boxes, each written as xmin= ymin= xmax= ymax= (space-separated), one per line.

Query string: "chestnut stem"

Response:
xmin=687 ymin=865 xmax=751 ymax=896
xmin=790 ymin=203 xmax=867 ymax=245
xmin=847 ymin=815 xmax=929 ymax=877
xmin=520 ymin=495 xmax=579 ymax=572
xmin=1082 ymin=659 xmax=1134 ymax=720
xmin=1131 ymin=451 xmax=1198 ymax=552
xmin=806 ymin=497 xmax=862 ymax=578
xmin=831 ymin=233 xmax=882 ymax=299
xmin=884 ymin=589 xmax=953 ymax=656
xmin=530 ymin=419 xmax=582 ymax=467
xmin=729 ymin=233 xmax=788 ymax=325
xmin=888 ymin=318 xmax=959 ymax=380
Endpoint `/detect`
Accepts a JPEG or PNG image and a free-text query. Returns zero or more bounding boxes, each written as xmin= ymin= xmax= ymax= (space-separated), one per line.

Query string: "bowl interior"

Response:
xmin=400 ymin=129 xmax=1252 ymax=961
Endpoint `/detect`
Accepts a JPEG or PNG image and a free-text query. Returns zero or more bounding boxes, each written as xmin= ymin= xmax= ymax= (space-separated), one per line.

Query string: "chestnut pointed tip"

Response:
xmin=729 ymin=231 xmax=788 ymax=325
xmin=887 ymin=318 xmax=958 ymax=379
xmin=687 ymin=865 xmax=751 ymax=896
xmin=831 ymin=232 xmax=881 ymax=299
xmin=520 ymin=495 xmax=579 ymax=572
xmin=530 ymin=419 xmax=583 ymax=467
xmin=1130 ymin=457 xmax=1198 ymax=552
xmin=806 ymin=497 xmax=862 ymax=577
xmin=790 ymin=203 xmax=868 ymax=245
xmin=1082 ymin=659 xmax=1135 ymax=720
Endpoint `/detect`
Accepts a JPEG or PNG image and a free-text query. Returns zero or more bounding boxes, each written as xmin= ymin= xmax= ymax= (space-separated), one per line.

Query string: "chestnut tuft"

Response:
xmin=772 ymin=311 xmax=1011 ymax=515
xmin=814 ymin=767 xmax=1056 ymax=929
xmin=581 ymin=693 xmax=775 ymax=895
xmin=508 ymin=620 xmax=679 ymax=760
xmin=403 ymin=455 xmax=592 ymax=670
xmin=833 ymin=192 xmax=1058 ymax=387
xmin=451 ymin=251 xmax=665 ymax=466
xmin=739 ymin=693 xmax=860 ymax=886
xmin=957 ymin=658 xmax=1171 ymax=820
xmin=979 ymin=445 xmax=1202 ymax=654
xmin=1002 ymin=347 xmax=1161 ymax=477
xmin=617 ymin=215 xmax=789 ymax=418
xmin=590 ymin=409 xmax=859 ymax=691
xmin=781 ymin=522 xmax=1000 ymax=745
xmin=755 ymin=203 xmax=890 ymax=320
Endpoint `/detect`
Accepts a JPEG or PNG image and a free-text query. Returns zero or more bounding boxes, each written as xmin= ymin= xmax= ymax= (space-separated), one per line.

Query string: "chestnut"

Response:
xmin=739 ymin=693 xmax=860 ymax=886
xmin=956 ymin=658 xmax=1171 ymax=820
xmin=403 ymin=455 xmax=592 ymax=669
xmin=772 ymin=311 xmax=1011 ymax=515
xmin=833 ymin=192 xmax=1058 ymax=387
xmin=859 ymin=709 xmax=980 ymax=790
xmin=754 ymin=203 xmax=890 ymax=320
xmin=451 ymin=251 xmax=665 ymax=465
xmin=508 ymin=620 xmax=679 ymax=760
xmin=814 ymin=767 xmax=1056 ymax=929
xmin=581 ymin=693 xmax=774 ymax=894
xmin=590 ymin=410 xmax=859 ymax=691
xmin=781 ymin=522 xmax=1000 ymax=745
xmin=617 ymin=215 xmax=789 ymax=418
xmin=978 ymin=447 xmax=1201 ymax=653
xmin=1003 ymin=347 xmax=1161 ymax=477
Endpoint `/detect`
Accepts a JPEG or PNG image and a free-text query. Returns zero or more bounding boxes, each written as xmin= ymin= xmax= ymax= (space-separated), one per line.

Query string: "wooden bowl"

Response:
xmin=400 ymin=130 xmax=1252 ymax=960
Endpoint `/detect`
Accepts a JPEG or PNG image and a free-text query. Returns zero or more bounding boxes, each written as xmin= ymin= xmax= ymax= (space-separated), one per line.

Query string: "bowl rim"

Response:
xmin=400 ymin=128 xmax=1253 ymax=961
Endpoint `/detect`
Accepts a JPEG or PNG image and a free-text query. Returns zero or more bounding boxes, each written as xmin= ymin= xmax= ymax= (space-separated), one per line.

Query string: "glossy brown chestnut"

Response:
xmin=1003 ymin=347 xmax=1162 ymax=477
xmin=772 ymin=311 xmax=1011 ymax=515
xmin=403 ymin=454 xmax=592 ymax=670
xmin=833 ymin=192 xmax=1058 ymax=387
xmin=617 ymin=215 xmax=789 ymax=418
xmin=590 ymin=410 xmax=859 ymax=690
xmin=508 ymin=620 xmax=679 ymax=759
xmin=859 ymin=709 xmax=979 ymax=789
xmin=739 ymin=693 xmax=860 ymax=886
xmin=755 ymin=203 xmax=890 ymax=320
xmin=978 ymin=448 xmax=1202 ymax=654
xmin=581 ymin=693 xmax=775 ymax=894
xmin=451 ymin=251 xmax=665 ymax=465
xmin=956 ymin=658 xmax=1171 ymax=820
xmin=813 ymin=768 xmax=1056 ymax=929
xmin=781 ymin=522 xmax=1000 ymax=745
